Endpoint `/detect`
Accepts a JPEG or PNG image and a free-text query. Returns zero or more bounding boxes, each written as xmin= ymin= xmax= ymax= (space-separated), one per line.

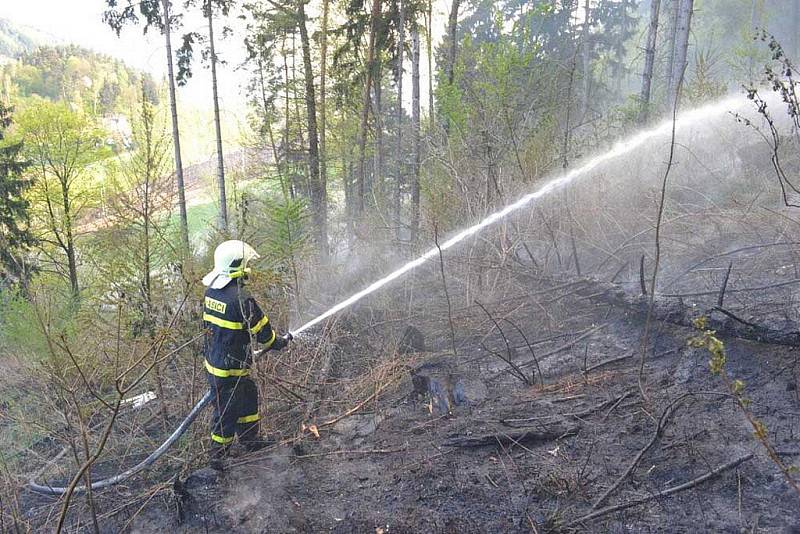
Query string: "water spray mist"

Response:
xmin=290 ymin=96 xmax=743 ymax=336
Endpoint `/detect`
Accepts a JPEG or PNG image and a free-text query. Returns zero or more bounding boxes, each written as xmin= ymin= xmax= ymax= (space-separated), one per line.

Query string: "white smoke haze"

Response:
xmin=293 ymin=91 xmax=800 ymax=334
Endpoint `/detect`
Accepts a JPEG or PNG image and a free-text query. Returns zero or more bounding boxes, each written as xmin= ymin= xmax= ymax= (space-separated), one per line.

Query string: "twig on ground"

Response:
xmin=717 ymin=262 xmax=733 ymax=307
xmin=639 ymin=255 xmax=647 ymax=296
xmin=516 ymin=323 xmax=608 ymax=371
xmin=294 ymin=446 xmax=408 ymax=459
xmin=592 ymin=391 xmax=726 ymax=509
xmin=569 ymin=454 xmax=754 ymax=526
xmin=584 ymin=353 xmax=632 ymax=374
xmin=712 ymin=307 xmax=761 ymax=329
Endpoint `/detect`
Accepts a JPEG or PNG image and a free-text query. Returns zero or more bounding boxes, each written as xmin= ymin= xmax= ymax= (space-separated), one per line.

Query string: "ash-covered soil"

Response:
xmin=129 ymin=282 xmax=800 ymax=533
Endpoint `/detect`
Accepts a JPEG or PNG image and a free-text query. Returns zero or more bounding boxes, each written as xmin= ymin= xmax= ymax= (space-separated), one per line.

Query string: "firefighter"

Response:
xmin=201 ymin=240 xmax=292 ymax=470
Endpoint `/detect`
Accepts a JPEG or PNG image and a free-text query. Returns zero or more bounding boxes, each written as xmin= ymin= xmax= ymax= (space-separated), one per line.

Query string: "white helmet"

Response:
xmin=201 ymin=240 xmax=261 ymax=289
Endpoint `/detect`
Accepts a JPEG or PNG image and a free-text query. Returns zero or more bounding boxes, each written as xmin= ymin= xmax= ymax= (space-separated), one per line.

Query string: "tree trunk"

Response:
xmin=297 ymin=2 xmax=328 ymax=260
xmin=794 ymin=0 xmax=799 ymax=59
xmin=667 ymin=0 xmax=693 ymax=109
xmin=394 ymin=0 xmax=405 ymax=239
xmin=427 ymin=0 xmax=434 ymax=122
xmin=344 ymin=156 xmax=355 ymax=239
xmin=411 ymin=24 xmax=421 ymax=244
xmin=259 ymin=59 xmax=288 ymax=196
xmin=638 ymin=0 xmax=661 ymax=124
xmin=319 ymin=0 xmax=330 ymax=241
xmin=161 ymin=0 xmax=189 ymax=253
xmin=484 ymin=132 xmax=497 ymax=209
xmin=291 ymin=32 xmax=308 ymax=197
xmin=356 ymin=0 xmax=382 ymax=215
xmin=446 ymin=0 xmax=461 ymax=86
xmin=562 ymin=46 xmax=579 ymax=170
xmin=281 ymin=35 xmax=295 ymax=199
xmin=581 ymin=0 xmax=592 ymax=120
xmin=142 ymin=87 xmax=152 ymax=318
xmin=61 ymin=178 xmax=79 ymax=296
xmin=207 ymin=2 xmax=228 ymax=232
xmin=748 ymin=0 xmax=763 ymax=85
xmin=373 ymin=68 xmax=383 ymax=206
xmin=664 ymin=0 xmax=679 ymax=106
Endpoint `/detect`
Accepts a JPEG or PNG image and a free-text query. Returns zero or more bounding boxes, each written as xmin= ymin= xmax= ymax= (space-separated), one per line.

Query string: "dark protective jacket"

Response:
xmin=203 ymin=280 xmax=282 ymax=377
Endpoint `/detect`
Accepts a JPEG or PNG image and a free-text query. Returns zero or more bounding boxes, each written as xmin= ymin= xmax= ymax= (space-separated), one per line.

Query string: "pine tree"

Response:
xmin=0 ymin=102 xmax=34 ymax=281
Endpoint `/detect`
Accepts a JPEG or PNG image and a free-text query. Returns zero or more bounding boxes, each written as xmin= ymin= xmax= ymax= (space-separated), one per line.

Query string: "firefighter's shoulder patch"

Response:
xmin=205 ymin=296 xmax=227 ymax=314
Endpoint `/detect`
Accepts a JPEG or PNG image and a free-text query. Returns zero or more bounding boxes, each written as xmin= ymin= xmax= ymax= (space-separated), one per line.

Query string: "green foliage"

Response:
xmin=0 ymin=275 xmax=76 ymax=359
xmin=0 ymin=102 xmax=35 ymax=279
xmin=1 ymin=44 xmax=158 ymax=117
xmin=14 ymin=99 xmax=110 ymax=293
xmin=684 ymin=50 xmax=729 ymax=105
xmin=89 ymin=89 xmax=175 ymax=330
xmin=267 ymin=196 xmax=309 ymax=258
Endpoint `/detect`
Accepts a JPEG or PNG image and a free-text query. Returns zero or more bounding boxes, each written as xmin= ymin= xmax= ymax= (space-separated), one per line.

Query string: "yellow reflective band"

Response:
xmin=205 ymin=360 xmax=250 ymax=378
xmin=211 ymin=433 xmax=234 ymax=444
xmin=203 ymin=313 xmax=245 ymax=330
xmin=249 ymin=315 xmax=270 ymax=335
xmin=227 ymin=268 xmax=250 ymax=279
xmin=237 ymin=414 xmax=260 ymax=424
xmin=262 ymin=329 xmax=276 ymax=349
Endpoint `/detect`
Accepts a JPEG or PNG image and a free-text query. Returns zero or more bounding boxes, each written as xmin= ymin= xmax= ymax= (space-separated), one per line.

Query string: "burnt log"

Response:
xmin=589 ymin=281 xmax=800 ymax=346
xmin=443 ymin=423 xmax=578 ymax=448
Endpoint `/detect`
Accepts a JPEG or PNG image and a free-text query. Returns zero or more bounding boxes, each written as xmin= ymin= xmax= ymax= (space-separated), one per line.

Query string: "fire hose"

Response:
xmin=26 ymin=336 xmax=293 ymax=496
xmin=27 ymin=390 xmax=214 ymax=496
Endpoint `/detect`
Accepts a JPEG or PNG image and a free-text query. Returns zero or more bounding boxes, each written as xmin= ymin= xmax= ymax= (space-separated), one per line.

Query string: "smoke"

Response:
xmin=292 ymin=93 xmax=792 ymax=334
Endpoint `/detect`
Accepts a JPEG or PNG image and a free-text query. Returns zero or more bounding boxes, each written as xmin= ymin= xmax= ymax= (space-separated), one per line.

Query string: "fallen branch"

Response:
xmin=717 ymin=262 xmax=733 ymax=307
xmin=294 ymin=446 xmax=408 ymax=459
xmin=593 ymin=394 xmax=687 ymax=508
xmin=568 ymin=454 xmax=754 ymax=526
xmin=443 ymin=424 xmax=578 ymax=448
xmin=516 ymin=323 xmax=608 ymax=371
xmin=584 ymin=353 xmax=633 ymax=374
xmin=592 ymin=391 xmax=729 ymax=509
xmin=318 ymin=376 xmax=400 ymax=428
xmin=661 ymin=278 xmax=800 ymax=298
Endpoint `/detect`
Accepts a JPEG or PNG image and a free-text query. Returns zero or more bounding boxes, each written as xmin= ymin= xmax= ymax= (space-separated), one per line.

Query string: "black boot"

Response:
xmin=241 ymin=432 xmax=277 ymax=453
xmin=209 ymin=443 xmax=230 ymax=471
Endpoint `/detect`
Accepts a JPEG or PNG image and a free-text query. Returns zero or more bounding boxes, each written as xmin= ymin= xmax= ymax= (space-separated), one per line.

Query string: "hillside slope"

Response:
xmin=126 ymin=280 xmax=799 ymax=533
xmin=0 ymin=18 xmax=39 ymax=59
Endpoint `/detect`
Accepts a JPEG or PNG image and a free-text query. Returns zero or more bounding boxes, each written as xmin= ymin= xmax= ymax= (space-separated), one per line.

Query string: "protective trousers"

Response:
xmin=207 ymin=373 xmax=260 ymax=448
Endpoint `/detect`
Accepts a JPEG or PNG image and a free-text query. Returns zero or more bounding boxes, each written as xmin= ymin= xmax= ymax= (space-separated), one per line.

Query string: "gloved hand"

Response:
xmin=270 ymin=332 xmax=293 ymax=351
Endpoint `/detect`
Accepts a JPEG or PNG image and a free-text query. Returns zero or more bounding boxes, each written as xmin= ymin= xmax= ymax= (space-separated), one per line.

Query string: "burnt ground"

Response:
xmin=125 ymin=278 xmax=800 ymax=534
